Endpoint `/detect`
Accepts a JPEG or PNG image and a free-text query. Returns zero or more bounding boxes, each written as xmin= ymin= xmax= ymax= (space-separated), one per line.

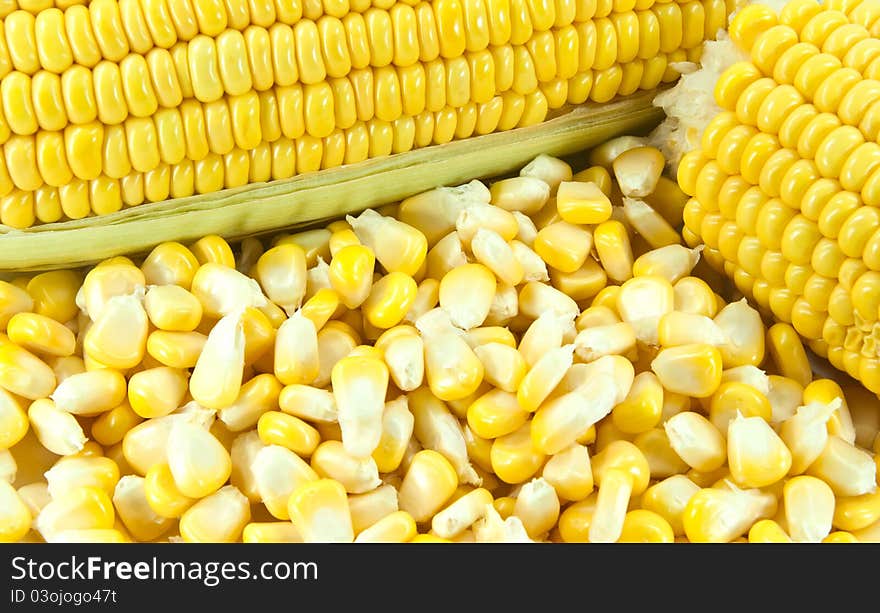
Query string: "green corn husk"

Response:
xmin=0 ymin=91 xmax=664 ymax=273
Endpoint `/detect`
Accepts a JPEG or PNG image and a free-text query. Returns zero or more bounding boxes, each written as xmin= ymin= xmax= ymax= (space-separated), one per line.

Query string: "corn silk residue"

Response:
xmin=647 ymin=0 xmax=789 ymax=173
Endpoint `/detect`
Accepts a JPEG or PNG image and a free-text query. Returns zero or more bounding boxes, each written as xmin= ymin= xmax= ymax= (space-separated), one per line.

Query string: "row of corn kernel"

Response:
xmin=676 ymin=0 xmax=880 ymax=397
xmin=0 ymin=0 xmax=718 ymax=80
xmin=1 ymin=0 xmax=719 ymax=121
xmin=3 ymin=134 xmax=878 ymax=543
xmin=0 ymin=52 xmax=701 ymax=227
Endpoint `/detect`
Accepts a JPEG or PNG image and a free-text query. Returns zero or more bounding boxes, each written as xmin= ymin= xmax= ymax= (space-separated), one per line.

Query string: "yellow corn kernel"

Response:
xmin=256 ymin=408 xmax=320 ymax=456
xmin=511 ymin=477 xmax=559 ymax=539
xmin=833 ymin=488 xmax=880 ymax=532
xmin=310 ymin=440 xmax=381 ymax=494
xmin=252 ymin=444 xmax=318 ymax=519
xmin=50 ymin=368 xmax=125 ymax=417
xmin=347 ymin=209 xmax=428 ymax=276
xmin=365 ymin=396 xmax=412 ymax=474
xmin=682 ymin=485 xmax=773 ymax=543
xmin=556 ymin=181 xmax=612 ymax=224
xmin=532 ymin=374 xmax=618 ymax=456
xmin=27 ymin=398 xmax=86 ymax=456
xmin=466 ymin=388 xmax=529 ymax=440
xmin=651 ymin=343 xmax=723 ymax=398
xmin=748 ymin=519 xmax=792 ymax=543
xmin=189 ymin=311 xmax=245 ymax=410
xmin=331 ymin=354 xmax=388 ymax=458
xmin=395 ymin=449 xmax=458 ymax=523
xmin=658 ymin=311 xmax=728 ymax=349
xmin=363 ymin=272 xmax=418 ymax=329
xmin=727 ymin=413 xmax=792 ymax=488
xmin=589 ymin=441 xmax=650 ymax=543
xmin=352 ymin=510 xmax=416 ymax=542
xmin=0 ymin=342 xmax=55 ymax=399
xmin=146 ymin=330 xmax=206 ymax=369
xmin=708 ymin=381 xmax=773 ymax=434
xmin=166 ymin=422 xmax=232 ymax=499
xmin=517 ymin=344 xmax=574 ymax=413
xmin=272 ymin=311 xmax=319 ymax=387
xmin=780 ymin=399 xmax=838 ymax=475
xmin=610 ymin=371 xmax=662 ymax=435
xmin=470 ymin=228 xmax=524 ymax=287
xmin=112 ymin=475 xmax=174 ymax=542
xmin=285 ymin=478 xmax=353 ymax=543
xmin=143 ymin=285 xmax=203 ymax=332
xmin=328 ymin=244 xmax=375 ymax=309
xmin=241 ymin=521 xmax=302 ymax=543
xmin=0 ymin=388 xmax=27 ymax=450
xmin=300 ymin=288 xmax=340 ymax=332
xmin=618 ymin=509 xmax=675 ymax=543
xmin=519 ymin=310 xmax=568 ymax=367
xmin=126 ymin=367 xmax=188 ymax=419
xmin=807 ymin=435 xmax=877 ymax=497
xmin=663 ymin=411 xmax=726 ymax=473
xmin=541 ymin=443 xmax=593 ymax=502
xmin=823 ymin=530 xmax=858 ymax=542
xmin=90 ymin=401 xmax=142 ymax=448
xmin=641 ymin=475 xmax=700 ymax=537
xmin=179 ymin=485 xmax=250 ymax=543
xmin=7 ymin=312 xmax=75 ymax=357
xmin=713 ymin=299 xmax=765 ymax=368
xmin=784 ymin=475 xmax=835 ymax=543
xmin=533 ymin=221 xmax=593 ymax=273
xmin=0 ymin=480 xmax=31 ymax=542
xmin=415 ymin=310 xmax=484 ymax=401
xmin=612 ymin=146 xmax=665 ymax=198
xmin=632 ymin=427 xmax=690 ymax=480
xmin=766 ymin=322 xmax=812 ymax=387
xmin=34 ymin=486 xmax=115 ymax=542
xmin=22 ymin=272 xmax=76 ymax=325
xmin=593 ymin=219 xmax=634 ymax=283
xmin=213 ymin=374 xmax=281 ymax=433
xmin=633 ymin=245 xmax=701 ymax=285
xmin=489 ymin=176 xmax=551 ymax=215
xmin=489 ymin=421 xmax=546 ymax=485
xmin=618 ymin=276 xmax=677 ymax=347
xmin=803 ymin=379 xmax=856 ymax=445
xmin=253 ymin=244 xmax=308 ymax=315
xmin=44 ymin=456 xmax=119 ymax=499
xmin=437 ymin=262 xmax=496 ymax=330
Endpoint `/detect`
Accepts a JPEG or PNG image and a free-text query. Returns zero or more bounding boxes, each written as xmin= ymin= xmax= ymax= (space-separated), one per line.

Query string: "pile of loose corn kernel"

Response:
xmin=2 ymin=134 xmax=880 ymax=544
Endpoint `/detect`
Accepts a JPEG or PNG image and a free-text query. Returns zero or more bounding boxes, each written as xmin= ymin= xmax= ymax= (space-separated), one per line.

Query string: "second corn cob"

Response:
xmin=652 ymin=0 xmax=880 ymax=399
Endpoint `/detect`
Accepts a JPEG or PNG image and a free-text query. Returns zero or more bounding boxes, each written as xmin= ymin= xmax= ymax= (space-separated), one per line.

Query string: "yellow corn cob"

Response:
xmin=662 ymin=0 xmax=880 ymax=397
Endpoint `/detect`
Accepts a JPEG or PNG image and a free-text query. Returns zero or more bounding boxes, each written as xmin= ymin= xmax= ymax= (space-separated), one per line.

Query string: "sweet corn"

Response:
xmin=3 ymin=121 xmax=874 ymax=545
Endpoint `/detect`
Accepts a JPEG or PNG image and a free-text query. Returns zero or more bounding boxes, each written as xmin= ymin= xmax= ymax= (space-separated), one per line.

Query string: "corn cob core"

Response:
xmin=676 ymin=0 xmax=880 ymax=398
xmin=0 ymin=0 xmax=730 ymax=228
xmin=1 ymin=138 xmax=877 ymax=544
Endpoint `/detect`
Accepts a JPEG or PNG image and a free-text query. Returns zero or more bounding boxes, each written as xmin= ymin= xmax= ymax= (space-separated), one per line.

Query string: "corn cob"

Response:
xmin=2 ymin=134 xmax=878 ymax=544
xmin=0 ymin=0 xmax=732 ymax=236
xmin=651 ymin=0 xmax=880 ymax=398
